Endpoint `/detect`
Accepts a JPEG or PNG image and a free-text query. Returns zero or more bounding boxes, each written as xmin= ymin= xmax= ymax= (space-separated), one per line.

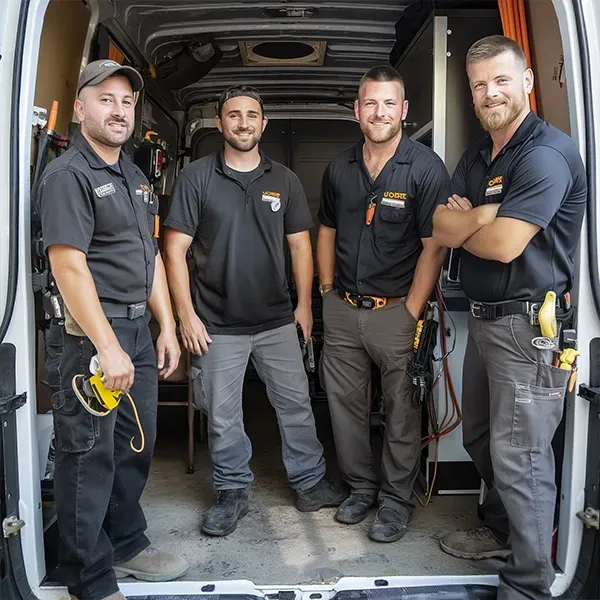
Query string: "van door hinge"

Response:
xmin=0 ymin=392 xmax=26 ymax=415
xmin=576 ymin=507 xmax=599 ymax=530
xmin=577 ymin=383 xmax=600 ymax=405
xmin=3 ymin=515 xmax=25 ymax=538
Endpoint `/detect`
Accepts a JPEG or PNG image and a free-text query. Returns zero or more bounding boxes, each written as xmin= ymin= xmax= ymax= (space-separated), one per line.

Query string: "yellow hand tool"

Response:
xmin=559 ymin=347 xmax=580 ymax=370
xmin=538 ymin=291 xmax=558 ymax=339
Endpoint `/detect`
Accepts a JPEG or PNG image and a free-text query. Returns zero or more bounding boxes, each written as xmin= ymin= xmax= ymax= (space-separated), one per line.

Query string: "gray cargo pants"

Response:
xmin=321 ymin=290 xmax=420 ymax=513
xmin=463 ymin=313 xmax=569 ymax=600
xmin=189 ymin=323 xmax=326 ymax=491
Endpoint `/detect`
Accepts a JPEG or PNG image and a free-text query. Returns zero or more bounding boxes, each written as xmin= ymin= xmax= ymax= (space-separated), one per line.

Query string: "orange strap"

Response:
xmin=344 ymin=292 xmax=387 ymax=309
xmin=153 ymin=215 xmax=160 ymax=239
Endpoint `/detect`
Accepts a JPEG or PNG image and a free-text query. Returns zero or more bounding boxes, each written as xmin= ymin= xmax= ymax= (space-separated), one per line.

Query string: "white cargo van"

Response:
xmin=0 ymin=0 xmax=598 ymax=599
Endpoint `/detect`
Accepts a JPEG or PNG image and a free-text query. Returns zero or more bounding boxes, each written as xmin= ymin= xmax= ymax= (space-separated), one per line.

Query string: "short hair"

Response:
xmin=217 ymin=84 xmax=264 ymax=117
xmin=359 ymin=65 xmax=405 ymax=92
xmin=466 ymin=35 xmax=527 ymax=71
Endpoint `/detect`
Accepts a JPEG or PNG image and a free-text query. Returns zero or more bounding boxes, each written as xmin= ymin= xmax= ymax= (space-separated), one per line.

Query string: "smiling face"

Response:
xmin=354 ymin=80 xmax=409 ymax=144
xmin=467 ymin=50 xmax=533 ymax=132
xmin=75 ymin=74 xmax=135 ymax=148
xmin=216 ymin=95 xmax=267 ymax=152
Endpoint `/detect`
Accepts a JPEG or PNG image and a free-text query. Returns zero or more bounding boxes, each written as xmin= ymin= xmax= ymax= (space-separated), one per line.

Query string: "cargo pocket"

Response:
xmin=511 ymin=382 xmax=567 ymax=449
xmin=188 ymin=364 xmax=208 ymax=413
xmin=51 ymin=389 xmax=99 ymax=453
xmin=44 ymin=323 xmax=64 ymax=392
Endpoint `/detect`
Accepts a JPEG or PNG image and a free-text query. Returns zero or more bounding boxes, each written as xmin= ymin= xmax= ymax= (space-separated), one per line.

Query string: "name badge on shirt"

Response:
xmin=262 ymin=191 xmax=281 ymax=212
xmin=94 ymin=182 xmax=116 ymax=198
xmin=381 ymin=198 xmax=406 ymax=209
xmin=485 ymin=176 xmax=503 ymax=196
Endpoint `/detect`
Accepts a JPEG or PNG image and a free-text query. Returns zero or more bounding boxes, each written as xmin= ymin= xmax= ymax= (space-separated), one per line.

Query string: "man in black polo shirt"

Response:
xmin=36 ymin=60 xmax=188 ymax=600
xmin=433 ymin=36 xmax=586 ymax=600
xmin=164 ymin=84 xmax=347 ymax=538
xmin=317 ymin=66 xmax=449 ymax=542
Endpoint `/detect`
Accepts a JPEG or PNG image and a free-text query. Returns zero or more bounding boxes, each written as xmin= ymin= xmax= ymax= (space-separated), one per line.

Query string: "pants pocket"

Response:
xmin=51 ymin=389 xmax=99 ymax=453
xmin=44 ymin=323 xmax=65 ymax=392
xmin=511 ymin=382 xmax=567 ymax=449
xmin=188 ymin=364 xmax=208 ymax=413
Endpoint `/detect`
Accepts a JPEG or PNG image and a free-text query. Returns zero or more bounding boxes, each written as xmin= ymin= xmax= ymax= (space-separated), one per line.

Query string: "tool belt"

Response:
xmin=100 ymin=301 xmax=147 ymax=320
xmin=469 ymin=297 xmax=568 ymax=324
xmin=337 ymin=289 xmax=403 ymax=310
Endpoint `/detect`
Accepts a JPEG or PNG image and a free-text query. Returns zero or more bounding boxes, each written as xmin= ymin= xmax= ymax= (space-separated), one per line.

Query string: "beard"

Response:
xmin=360 ymin=118 xmax=403 ymax=144
xmin=223 ymin=128 xmax=262 ymax=152
xmin=83 ymin=115 xmax=133 ymax=148
xmin=476 ymin=92 xmax=526 ymax=132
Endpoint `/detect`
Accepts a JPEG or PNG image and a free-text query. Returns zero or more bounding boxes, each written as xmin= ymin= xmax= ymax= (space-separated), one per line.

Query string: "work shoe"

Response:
xmin=335 ymin=493 xmax=377 ymax=524
xmin=296 ymin=476 xmax=349 ymax=512
xmin=440 ymin=526 xmax=512 ymax=560
xmin=369 ymin=506 xmax=409 ymax=543
xmin=114 ymin=546 xmax=189 ymax=581
xmin=201 ymin=488 xmax=249 ymax=537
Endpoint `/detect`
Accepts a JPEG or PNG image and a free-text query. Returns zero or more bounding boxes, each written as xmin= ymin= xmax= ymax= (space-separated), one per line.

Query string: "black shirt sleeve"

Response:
xmin=164 ymin=170 xmax=201 ymax=237
xmin=317 ymin=163 xmax=337 ymax=228
xmin=450 ymin=151 xmax=468 ymax=199
xmin=496 ymin=146 xmax=573 ymax=229
xmin=415 ymin=157 xmax=452 ymax=238
xmin=284 ymin=171 xmax=314 ymax=234
xmin=38 ymin=169 xmax=94 ymax=254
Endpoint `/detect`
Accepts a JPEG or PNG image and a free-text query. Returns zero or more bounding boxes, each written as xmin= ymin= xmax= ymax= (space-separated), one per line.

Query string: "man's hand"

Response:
xmin=97 ymin=345 xmax=135 ymax=392
xmin=447 ymin=194 xmax=473 ymax=211
xmin=180 ymin=313 xmax=212 ymax=355
xmin=156 ymin=329 xmax=181 ymax=379
xmin=295 ymin=304 xmax=313 ymax=342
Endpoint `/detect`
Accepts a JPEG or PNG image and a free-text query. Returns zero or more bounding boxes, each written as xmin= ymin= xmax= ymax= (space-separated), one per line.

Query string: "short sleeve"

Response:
xmin=284 ymin=171 xmax=314 ymax=234
xmin=497 ymin=146 xmax=573 ymax=229
xmin=416 ymin=158 xmax=452 ymax=238
xmin=317 ymin=164 xmax=337 ymax=228
xmin=450 ymin=151 xmax=468 ymax=199
xmin=37 ymin=169 xmax=94 ymax=254
xmin=164 ymin=170 xmax=201 ymax=237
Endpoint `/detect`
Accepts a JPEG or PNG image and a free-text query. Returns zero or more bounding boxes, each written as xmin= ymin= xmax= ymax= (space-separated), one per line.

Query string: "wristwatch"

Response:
xmin=319 ymin=283 xmax=334 ymax=296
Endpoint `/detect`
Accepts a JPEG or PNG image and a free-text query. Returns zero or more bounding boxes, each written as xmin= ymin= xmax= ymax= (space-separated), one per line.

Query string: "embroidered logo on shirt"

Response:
xmin=94 ymin=183 xmax=116 ymax=198
xmin=382 ymin=191 xmax=407 ymax=208
xmin=262 ymin=191 xmax=281 ymax=212
xmin=485 ymin=175 xmax=503 ymax=196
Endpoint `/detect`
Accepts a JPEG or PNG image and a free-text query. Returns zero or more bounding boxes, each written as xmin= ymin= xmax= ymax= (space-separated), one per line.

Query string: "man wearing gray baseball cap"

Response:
xmin=36 ymin=59 xmax=188 ymax=600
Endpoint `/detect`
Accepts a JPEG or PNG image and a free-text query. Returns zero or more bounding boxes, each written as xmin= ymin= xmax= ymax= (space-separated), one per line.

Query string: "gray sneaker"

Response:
xmin=114 ymin=546 xmax=189 ymax=581
xmin=440 ymin=527 xmax=511 ymax=560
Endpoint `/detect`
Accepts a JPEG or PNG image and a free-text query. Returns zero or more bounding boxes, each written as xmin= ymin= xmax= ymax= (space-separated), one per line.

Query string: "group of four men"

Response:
xmin=37 ymin=33 xmax=586 ymax=600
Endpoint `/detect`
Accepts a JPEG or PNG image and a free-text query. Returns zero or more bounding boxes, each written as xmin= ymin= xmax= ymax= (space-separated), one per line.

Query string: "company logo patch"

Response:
xmin=94 ymin=183 xmax=116 ymax=198
xmin=262 ymin=191 xmax=281 ymax=212
xmin=486 ymin=175 xmax=503 ymax=197
xmin=382 ymin=191 xmax=407 ymax=208
xmin=383 ymin=191 xmax=407 ymax=200
xmin=99 ymin=60 xmax=120 ymax=68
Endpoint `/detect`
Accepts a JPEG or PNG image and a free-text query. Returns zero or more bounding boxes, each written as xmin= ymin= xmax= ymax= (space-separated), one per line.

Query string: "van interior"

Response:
xmin=29 ymin=0 xmax=579 ymax=592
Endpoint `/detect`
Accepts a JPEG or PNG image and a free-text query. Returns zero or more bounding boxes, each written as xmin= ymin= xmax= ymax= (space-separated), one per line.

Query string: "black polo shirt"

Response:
xmin=164 ymin=151 xmax=313 ymax=335
xmin=453 ymin=111 xmax=587 ymax=303
xmin=318 ymin=134 xmax=451 ymax=297
xmin=36 ymin=129 xmax=158 ymax=305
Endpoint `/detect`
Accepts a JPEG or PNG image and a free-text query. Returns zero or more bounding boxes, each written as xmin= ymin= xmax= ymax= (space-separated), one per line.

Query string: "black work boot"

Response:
xmin=335 ymin=493 xmax=377 ymax=524
xmin=201 ymin=489 xmax=249 ymax=537
xmin=295 ymin=476 xmax=349 ymax=512
xmin=369 ymin=506 xmax=410 ymax=543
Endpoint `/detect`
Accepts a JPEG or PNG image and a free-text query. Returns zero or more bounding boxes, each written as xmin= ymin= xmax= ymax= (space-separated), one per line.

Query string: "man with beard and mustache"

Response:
xmin=35 ymin=61 xmax=189 ymax=600
xmin=433 ymin=36 xmax=586 ymax=600
xmin=164 ymin=84 xmax=347 ymax=537
xmin=316 ymin=66 xmax=449 ymax=542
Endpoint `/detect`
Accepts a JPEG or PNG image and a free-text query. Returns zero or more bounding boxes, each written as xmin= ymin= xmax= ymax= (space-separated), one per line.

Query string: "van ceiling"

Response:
xmin=103 ymin=0 xmax=498 ymax=110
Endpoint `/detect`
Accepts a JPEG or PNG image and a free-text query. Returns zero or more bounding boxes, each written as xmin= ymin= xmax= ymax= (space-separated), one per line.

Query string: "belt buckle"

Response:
xmin=470 ymin=302 xmax=484 ymax=319
xmin=528 ymin=302 xmax=539 ymax=326
xmin=127 ymin=302 xmax=146 ymax=320
xmin=359 ymin=296 xmax=376 ymax=310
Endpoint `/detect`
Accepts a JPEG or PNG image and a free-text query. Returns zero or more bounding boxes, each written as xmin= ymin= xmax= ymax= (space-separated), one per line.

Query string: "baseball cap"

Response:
xmin=217 ymin=84 xmax=264 ymax=115
xmin=76 ymin=59 xmax=144 ymax=96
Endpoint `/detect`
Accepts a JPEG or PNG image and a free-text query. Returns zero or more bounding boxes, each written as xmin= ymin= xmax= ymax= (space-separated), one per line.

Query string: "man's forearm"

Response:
xmin=405 ymin=244 xmax=447 ymax=317
xmin=433 ymin=206 xmax=490 ymax=248
xmin=164 ymin=249 xmax=196 ymax=321
xmin=52 ymin=263 xmax=119 ymax=352
xmin=316 ymin=226 xmax=336 ymax=288
xmin=290 ymin=244 xmax=314 ymax=307
xmin=147 ymin=253 xmax=176 ymax=333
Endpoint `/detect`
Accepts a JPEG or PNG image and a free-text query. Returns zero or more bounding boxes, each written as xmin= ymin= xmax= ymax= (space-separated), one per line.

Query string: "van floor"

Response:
xmin=140 ymin=379 xmax=502 ymax=585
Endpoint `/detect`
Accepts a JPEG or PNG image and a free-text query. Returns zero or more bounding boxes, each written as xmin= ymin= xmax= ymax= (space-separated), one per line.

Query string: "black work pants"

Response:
xmin=50 ymin=316 xmax=158 ymax=600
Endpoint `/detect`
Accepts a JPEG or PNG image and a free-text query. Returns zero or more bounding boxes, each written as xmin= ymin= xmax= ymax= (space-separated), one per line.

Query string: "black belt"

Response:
xmin=469 ymin=298 xmax=565 ymax=321
xmin=100 ymin=301 xmax=147 ymax=320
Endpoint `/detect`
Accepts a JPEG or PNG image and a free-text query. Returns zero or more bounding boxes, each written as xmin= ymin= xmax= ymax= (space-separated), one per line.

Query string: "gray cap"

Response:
xmin=77 ymin=59 xmax=144 ymax=96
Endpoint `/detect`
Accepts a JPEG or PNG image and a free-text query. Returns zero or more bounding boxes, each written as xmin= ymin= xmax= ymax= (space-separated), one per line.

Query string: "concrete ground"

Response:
xmin=140 ymin=380 xmax=502 ymax=585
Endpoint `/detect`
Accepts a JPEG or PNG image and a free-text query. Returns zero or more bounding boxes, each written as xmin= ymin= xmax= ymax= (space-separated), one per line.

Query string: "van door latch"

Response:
xmin=3 ymin=515 xmax=25 ymax=538
xmin=577 ymin=384 xmax=600 ymax=405
xmin=576 ymin=507 xmax=599 ymax=530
